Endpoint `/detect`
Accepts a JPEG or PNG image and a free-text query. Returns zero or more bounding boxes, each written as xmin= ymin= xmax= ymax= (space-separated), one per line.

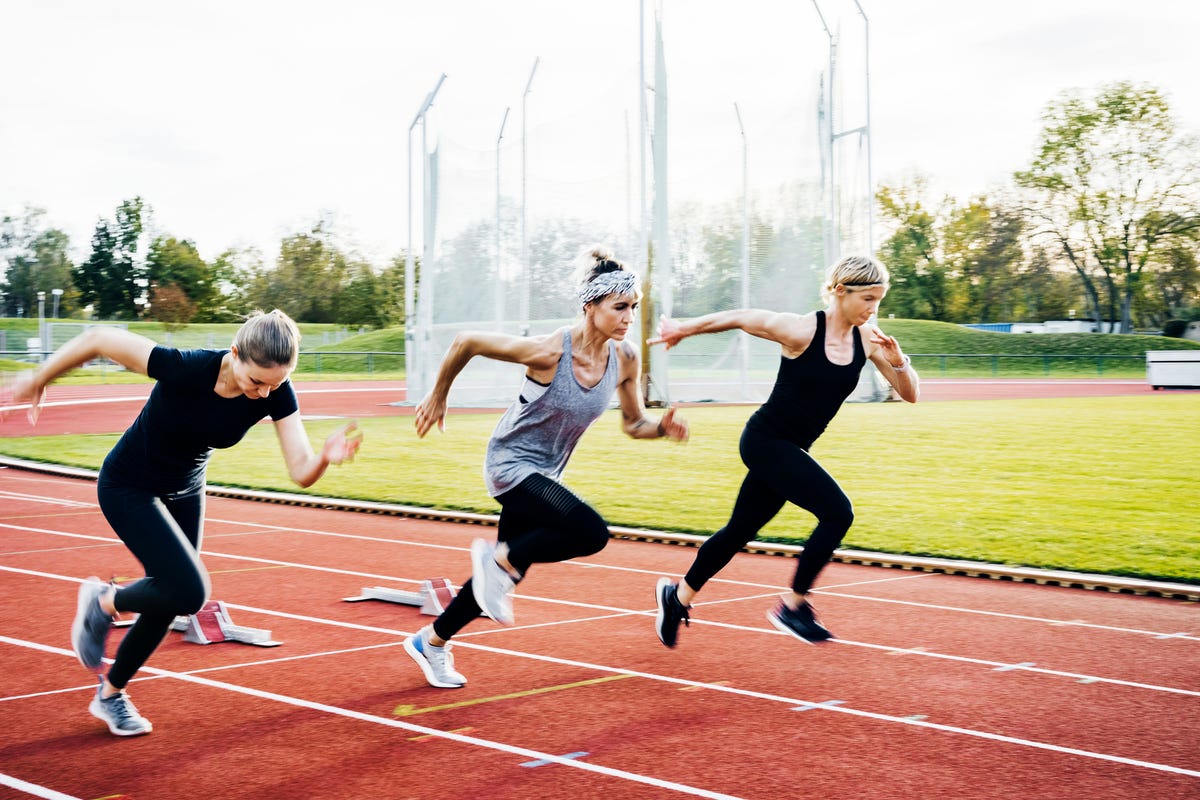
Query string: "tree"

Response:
xmin=146 ymin=236 xmax=223 ymax=321
xmin=72 ymin=197 xmax=148 ymax=319
xmin=876 ymin=181 xmax=950 ymax=319
xmin=941 ymin=198 xmax=1027 ymax=323
xmin=246 ymin=220 xmax=349 ymax=323
xmin=1015 ymin=82 xmax=1200 ymax=332
xmin=0 ymin=207 xmax=75 ymax=317
xmin=147 ymin=283 xmax=196 ymax=329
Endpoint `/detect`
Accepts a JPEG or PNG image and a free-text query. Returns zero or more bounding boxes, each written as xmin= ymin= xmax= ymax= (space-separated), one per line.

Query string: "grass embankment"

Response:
xmin=2 ymin=396 xmax=1196 ymax=585
xmin=5 ymin=319 xmax=1200 ymax=383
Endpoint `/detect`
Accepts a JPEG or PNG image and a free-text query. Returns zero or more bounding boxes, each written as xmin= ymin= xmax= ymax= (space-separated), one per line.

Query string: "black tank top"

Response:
xmin=747 ymin=310 xmax=866 ymax=448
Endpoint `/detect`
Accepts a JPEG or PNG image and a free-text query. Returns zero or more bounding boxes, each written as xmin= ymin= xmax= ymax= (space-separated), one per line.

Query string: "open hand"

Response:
xmin=322 ymin=421 xmax=363 ymax=465
xmin=414 ymin=392 xmax=447 ymax=438
xmin=646 ymin=316 xmax=685 ymax=350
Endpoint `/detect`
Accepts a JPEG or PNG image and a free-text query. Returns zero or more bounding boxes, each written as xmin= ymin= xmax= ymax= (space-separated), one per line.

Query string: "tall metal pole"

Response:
xmin=638 ymin=0 xmax=648 ymax=282
xmin=734 ymin=103 xmax=751 ymax=398
xmin=520 ymin=57 xmax=540 ymax=336
xmin=810 ymin=0 xmax=837 ymax=263
xmin=852 ymin=0 xmax=874 ymax=252
xmin=405 ymin=73 xmax=446 ymax=403
xmin=495 ymin=106 xmax=510 ymax=333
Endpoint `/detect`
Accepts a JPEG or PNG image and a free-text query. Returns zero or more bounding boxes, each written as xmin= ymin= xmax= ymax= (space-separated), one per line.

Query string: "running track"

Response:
xmin=0 ymin=380 xmax=1196 ymax=799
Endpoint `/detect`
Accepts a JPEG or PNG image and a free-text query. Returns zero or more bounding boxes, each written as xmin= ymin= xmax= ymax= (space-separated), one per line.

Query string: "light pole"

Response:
xmin=51 ymin=288 xmax=62 ymax=320
xmin=36 ymin=291 xmax=46 ymax=360
xmin=405 ymin=73 xmax=446 ymax=403
xmin=496 ymin=106 xmax=510 ymax=333
xmin=520 ymin=56 xmax=540 ymax=336
xmin=734 ymin=103 xmax=751 ymax=398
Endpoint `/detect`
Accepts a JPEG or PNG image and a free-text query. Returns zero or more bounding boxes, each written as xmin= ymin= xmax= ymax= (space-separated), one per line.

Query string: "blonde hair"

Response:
xmin=820 ymin=255 xmax=890 ymax=303
xmin=232 ymin=309 xmax=301 ymax=367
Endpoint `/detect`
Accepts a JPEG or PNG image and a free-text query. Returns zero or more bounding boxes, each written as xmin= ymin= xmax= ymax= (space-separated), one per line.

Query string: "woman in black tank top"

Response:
xmin=649 ymin=256 xmax=919 ymax=646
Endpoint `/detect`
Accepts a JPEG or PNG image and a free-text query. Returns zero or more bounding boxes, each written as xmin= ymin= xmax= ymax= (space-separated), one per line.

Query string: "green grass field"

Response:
xmin=2 ymin=395 xmax=1196 ymax=585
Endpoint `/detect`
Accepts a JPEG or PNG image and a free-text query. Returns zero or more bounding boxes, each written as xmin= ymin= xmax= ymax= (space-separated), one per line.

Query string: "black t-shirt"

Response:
xmin=101 ymin=347 xmax=299 ymax=493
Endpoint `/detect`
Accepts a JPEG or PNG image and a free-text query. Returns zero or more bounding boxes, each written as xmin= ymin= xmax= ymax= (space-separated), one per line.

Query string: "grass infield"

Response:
xmin=1 ymin=395 xmax=1196 ymax=585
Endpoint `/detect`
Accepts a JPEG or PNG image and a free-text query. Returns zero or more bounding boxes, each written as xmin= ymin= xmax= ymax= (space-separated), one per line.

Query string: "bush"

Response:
xmin=1164 ymin=319 xmax=1188 ymax=338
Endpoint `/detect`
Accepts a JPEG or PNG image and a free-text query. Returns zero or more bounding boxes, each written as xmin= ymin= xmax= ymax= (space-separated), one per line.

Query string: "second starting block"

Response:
xmin=114 ymin=600 xmax=281 ymax=647
xmin=170 ymin=600 xmax=282 ymax=647
xmin=343 ymin=578 xmax=458 ymax=616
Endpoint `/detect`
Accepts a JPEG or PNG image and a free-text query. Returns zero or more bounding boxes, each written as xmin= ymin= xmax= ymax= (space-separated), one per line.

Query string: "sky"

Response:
xmin=2 ymin=0 xmax=1198 ymax=266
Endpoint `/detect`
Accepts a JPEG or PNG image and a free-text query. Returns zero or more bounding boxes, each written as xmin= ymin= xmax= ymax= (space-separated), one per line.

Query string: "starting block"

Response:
xmin=113 ymin=600 xmax=281 ymax=647
xmin=171 ymin=600 xmax=282 ymax=647
xmin=344 ymin=578 xmax=458 ymax=616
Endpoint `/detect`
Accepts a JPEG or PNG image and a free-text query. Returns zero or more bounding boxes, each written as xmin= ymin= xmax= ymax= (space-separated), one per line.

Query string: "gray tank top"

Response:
xmin=484 ymin=328 xmax=619 ymax=497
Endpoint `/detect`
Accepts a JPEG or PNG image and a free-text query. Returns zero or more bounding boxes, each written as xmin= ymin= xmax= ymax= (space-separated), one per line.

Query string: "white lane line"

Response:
xmin=4 ymin=556 xmax=1195 ymax=700
xmin=0 ymin=773 xmax=85 ymax=800
xmin=4 ymin=627 xmax=1197 ymax=781
xmin=2 ymin=515 xmax=1189 ymax=643
xmin=0 ymin=635 xmax=745 ymax=800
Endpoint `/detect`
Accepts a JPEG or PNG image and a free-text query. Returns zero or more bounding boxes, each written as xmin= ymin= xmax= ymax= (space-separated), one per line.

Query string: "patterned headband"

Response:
xmin=579 ymin=270 xmax=640 ymax=305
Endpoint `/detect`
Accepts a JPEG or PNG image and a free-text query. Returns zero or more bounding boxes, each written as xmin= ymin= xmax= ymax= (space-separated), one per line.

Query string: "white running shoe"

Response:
xmin=470 ymin=539 xmax=516 ymax=625
xmin=89 ymin=677 xmax=152 ymax=736
xmin=403 ymin=628 xmax=467 ymax=689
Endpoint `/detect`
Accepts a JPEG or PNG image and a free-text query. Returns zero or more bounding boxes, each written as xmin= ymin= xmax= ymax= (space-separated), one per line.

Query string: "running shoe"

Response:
xmin=403 ymin=627 xmax=467 ymax=689
xmin=655 ymin=578 xmax=690 ymax=648
xmin=71 ymin=578 xmax=113 ymax=670
xmin=470 ymin=539 xmax=516 ymax=625
xmin=89 ymin=677 xmax=152 ymax=736
xmin=766 ymin=600 xmax=833 ymax=643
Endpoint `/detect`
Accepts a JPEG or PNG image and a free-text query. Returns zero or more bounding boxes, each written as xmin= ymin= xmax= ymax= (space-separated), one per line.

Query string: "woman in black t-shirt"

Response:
xmin=10 ymin=310 xmax=360 ymax=736
xmin=649 ymin=256 xmax=919 ymax=647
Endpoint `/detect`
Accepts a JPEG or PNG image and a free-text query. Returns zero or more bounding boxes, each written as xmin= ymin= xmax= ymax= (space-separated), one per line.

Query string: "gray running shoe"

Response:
xmin=469 ymin=539 xmax=516 ymax=625
xmin=89 ymin=677 xmax=152 ymax=736
xmin=71 ymin=578 xmax=113 ymax=669
xmin=767 ymin=600 xmax=833 ymax=643
xmin=403 ymin=628 xmax=467 ymax=689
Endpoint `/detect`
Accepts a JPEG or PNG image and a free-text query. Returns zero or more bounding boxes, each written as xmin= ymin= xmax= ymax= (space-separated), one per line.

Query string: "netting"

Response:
xmin=409 ymin=0 xmax=877 ymax=405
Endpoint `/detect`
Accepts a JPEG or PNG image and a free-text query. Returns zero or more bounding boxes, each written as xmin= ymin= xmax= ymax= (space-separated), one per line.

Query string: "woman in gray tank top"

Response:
xmin=403 ymin=247 xmax=689 ymax=689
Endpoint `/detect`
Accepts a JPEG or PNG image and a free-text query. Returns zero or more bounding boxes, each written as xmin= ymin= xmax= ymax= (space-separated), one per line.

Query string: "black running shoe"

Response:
xmin=655 ymin=578 xmax=691 ymax=648
xmin=767 ymin=600 xmax=833 ymax=643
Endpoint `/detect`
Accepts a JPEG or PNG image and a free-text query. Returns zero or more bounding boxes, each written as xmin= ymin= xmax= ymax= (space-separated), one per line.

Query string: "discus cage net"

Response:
xmin=405 ymin=0 xmax=881 ymax=407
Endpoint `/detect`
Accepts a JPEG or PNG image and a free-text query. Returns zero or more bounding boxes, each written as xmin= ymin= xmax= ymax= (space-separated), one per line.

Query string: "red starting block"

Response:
xmin=343 ymin=578 xmax=458 ymax=615
xmin=115 ymin=600 xmax=281 ymax=647
xmin=171 ymin=600 xmax=281 ymax=647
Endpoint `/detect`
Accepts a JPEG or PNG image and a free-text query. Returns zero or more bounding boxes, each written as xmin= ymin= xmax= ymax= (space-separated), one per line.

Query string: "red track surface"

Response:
xmin=1 ymin=380 xmax=1197 ymax=799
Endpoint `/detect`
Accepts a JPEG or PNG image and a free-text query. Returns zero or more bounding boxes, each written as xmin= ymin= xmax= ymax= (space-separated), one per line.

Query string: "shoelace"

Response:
xmin=103 ymin=692 xmax=141 ymax=727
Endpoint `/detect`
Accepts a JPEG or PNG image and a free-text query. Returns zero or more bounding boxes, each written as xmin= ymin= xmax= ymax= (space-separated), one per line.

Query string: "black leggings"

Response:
xmin=684 ymin=423 xmax=854 ymax=596
xmin=97 ymin=474 xmax=211 ymax=689
xmin=432 ymin=473 xmax=609 ymax=641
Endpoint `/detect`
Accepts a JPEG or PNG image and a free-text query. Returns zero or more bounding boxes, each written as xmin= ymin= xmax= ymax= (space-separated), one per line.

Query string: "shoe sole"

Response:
xmin=403 ymin=636 xmax=465 ymax=689
xmin=765 ymin=609 xmax=831 ymax=644
xmin=654 ymin=577 xmax=677 ymax=648
xmin=88 ymin=698 xmax=152 ymax=736
xmin=469 ymin=540 xmax=514 ymax=625
xmin=71 ymin=578 xmax=103 ymax=669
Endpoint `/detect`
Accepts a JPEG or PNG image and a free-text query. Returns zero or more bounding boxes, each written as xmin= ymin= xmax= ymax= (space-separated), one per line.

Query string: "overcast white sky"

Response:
xmin=2 ymin=0 xmax=1198 ymax=265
